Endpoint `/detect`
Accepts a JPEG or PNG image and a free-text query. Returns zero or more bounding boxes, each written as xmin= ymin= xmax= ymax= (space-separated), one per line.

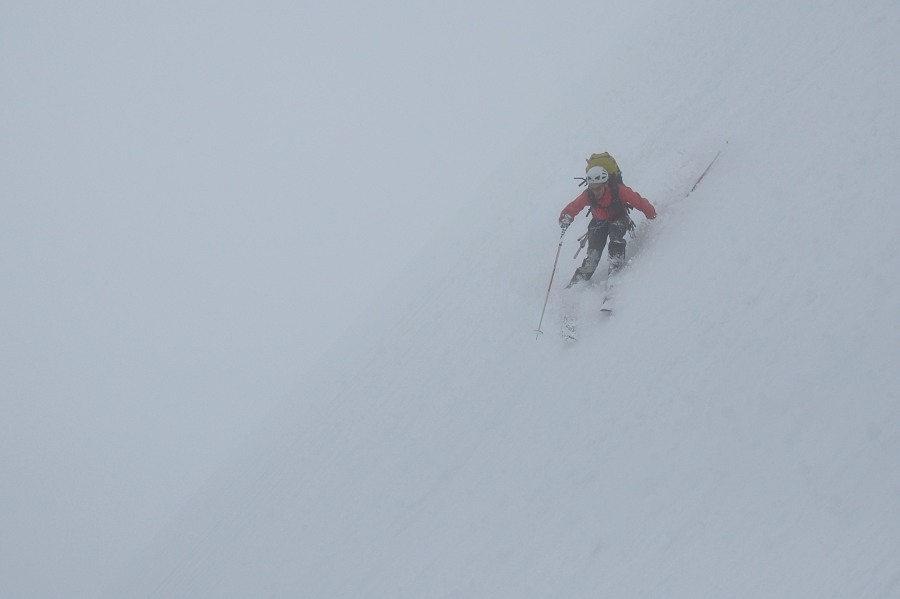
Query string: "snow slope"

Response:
xmin=3 ymin=2 xmax=603 ymax=597
xmin=33 ymin=0 xmax=900 ymax=597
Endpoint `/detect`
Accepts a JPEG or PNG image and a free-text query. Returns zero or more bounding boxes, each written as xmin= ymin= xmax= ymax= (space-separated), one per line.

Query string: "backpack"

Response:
xmin=585 ymin=152 xmax=623 ymax=185
xmin=580 ymin=152 xmax=631 ymax=214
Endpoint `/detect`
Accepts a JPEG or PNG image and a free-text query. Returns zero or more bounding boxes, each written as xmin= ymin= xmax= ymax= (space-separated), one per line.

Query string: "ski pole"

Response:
xmin=690 ymin=149 xmax=722 ymax=193
xmin=535 ymin=228 xmax=567 ymax=339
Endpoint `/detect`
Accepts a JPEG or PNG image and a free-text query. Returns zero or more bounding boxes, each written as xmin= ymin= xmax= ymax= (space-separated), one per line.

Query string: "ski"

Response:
xmin=562 ymin=314 xmax=578 ymax=341
xmin=599 ymin=276 xmax=614 ymax=314
xmin=559 ymin=284 xmax=582 ymax=341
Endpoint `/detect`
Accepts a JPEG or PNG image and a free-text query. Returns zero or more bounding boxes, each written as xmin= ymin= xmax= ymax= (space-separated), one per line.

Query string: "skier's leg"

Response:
xmin=607 ymin=214 xmax=631 ymax=273
xmin=567 ymin=220 xmax=609 ymax=286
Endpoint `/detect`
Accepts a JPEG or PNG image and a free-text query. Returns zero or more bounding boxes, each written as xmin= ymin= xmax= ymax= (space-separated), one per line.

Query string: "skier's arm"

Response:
xmin=620 ymin=186 xmax=657 ymax=219
xmin=559 ymin=192 xmax=589 ymax=223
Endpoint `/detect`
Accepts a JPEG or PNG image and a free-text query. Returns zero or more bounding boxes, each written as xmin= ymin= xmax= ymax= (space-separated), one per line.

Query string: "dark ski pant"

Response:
xmin=567 ymin=213 xmax=632 ymax=286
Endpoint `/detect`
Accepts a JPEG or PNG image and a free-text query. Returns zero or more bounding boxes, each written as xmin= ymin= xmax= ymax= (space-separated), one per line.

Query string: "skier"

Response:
xmin=558 ymin=165 xmax=657 ymax=286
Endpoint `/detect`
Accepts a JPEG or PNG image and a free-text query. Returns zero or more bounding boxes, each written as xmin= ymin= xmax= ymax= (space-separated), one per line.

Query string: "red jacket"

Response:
xmin=559 ymin=183 xmax=657 ymax=222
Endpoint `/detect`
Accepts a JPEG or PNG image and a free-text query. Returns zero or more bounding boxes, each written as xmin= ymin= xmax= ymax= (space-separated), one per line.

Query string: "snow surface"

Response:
xmin=4 ymin=0 xmax=900 ymax=597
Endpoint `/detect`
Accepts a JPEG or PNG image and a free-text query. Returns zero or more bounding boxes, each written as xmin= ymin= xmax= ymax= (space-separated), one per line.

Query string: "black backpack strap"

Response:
xmin=587 ymin=187 xmax=598 ymax=210
xmin=587 ymin=181 xmax=632 ymax=215
xmin=609 ymin=179 xmax=633 ymax=214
